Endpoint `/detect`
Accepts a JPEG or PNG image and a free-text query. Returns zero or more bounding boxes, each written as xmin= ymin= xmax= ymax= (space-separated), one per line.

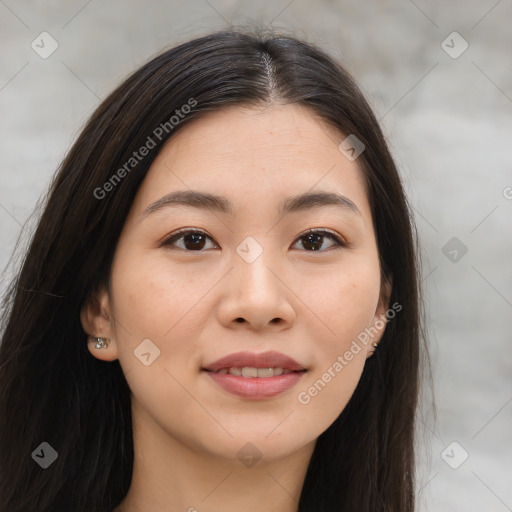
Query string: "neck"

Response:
xmin=114 ymin=400 xmax=316 ymax=512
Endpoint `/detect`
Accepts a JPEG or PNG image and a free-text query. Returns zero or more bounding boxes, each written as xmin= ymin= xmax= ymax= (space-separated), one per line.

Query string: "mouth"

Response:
xmin=202 ymin=350 xmax=307 ymax=373
xmin=201 ymin=351 xmax=308 ymax=400
xmin=203 ymin=367 xmax=307 ymax=378
xmin=202 ymin=368 xmax=307 ymax=400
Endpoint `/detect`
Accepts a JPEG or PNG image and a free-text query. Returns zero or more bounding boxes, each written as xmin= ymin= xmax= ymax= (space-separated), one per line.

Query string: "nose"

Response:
xmin=216 ymin=246 xmax=296 ymax=331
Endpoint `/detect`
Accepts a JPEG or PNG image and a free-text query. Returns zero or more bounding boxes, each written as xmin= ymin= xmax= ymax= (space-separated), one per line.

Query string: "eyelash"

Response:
xmin=161 ymin=228 xmax=348 ymax=252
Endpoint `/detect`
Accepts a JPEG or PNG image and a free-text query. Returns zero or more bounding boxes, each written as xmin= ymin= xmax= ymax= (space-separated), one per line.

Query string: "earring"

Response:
xmin=372 ymin=342 xmax=379 ymax=348
xmin=93 ymin=337 xmax=110 ymax=349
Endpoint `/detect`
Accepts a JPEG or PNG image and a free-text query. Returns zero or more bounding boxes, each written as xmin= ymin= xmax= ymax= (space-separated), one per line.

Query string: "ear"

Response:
xmin=366 ymin=274 xmax=393 ymax=358
xmin=80 ymin=284 xmax=119 ymax=361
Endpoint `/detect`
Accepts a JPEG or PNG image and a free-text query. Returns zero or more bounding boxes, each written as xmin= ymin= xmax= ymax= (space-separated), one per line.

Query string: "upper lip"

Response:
xmin=202 ymin=351 xmax=307 ymax=372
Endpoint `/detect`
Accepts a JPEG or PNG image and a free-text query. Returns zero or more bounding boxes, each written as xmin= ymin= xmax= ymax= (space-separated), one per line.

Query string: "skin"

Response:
xmin=81 ymin=103 xmax=390 ymax=512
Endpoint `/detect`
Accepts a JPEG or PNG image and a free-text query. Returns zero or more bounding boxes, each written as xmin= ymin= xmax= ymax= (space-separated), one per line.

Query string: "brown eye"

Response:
xmin=292 ymin=229 xmax=347 ymax=252
xmin=162 ymin=229 xmax=218 ymax=251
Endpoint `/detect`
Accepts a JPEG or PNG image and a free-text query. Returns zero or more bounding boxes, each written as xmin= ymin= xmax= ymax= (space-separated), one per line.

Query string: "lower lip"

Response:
xmin=204 ymin=371 xmax=306 ymax=400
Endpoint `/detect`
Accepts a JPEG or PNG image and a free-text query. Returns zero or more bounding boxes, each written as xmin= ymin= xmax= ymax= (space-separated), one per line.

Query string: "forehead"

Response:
xmin=163 ymin=103 xmax=348 ymax=161
xmin=129 ymin=103 xmax=371 ymax=222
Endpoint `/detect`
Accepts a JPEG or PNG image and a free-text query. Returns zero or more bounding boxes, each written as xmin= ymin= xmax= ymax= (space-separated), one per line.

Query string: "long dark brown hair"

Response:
xmin=0 ymin=28 xmax=428 ymax=512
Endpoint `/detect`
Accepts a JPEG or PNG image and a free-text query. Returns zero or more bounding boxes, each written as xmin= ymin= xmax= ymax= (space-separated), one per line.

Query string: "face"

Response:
xmin=82 ymin=103 xmax=390 ymax=465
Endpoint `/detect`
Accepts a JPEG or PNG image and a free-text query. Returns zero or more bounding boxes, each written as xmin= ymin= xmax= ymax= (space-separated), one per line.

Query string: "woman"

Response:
xmin=0 ymin=29 xmax=427 ymax=511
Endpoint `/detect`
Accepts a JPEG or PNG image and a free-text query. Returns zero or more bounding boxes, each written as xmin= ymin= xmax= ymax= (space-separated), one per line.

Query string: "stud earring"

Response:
xmin=93 ymin=337 xmax=110 ymax=349
xmin=372 ymin=342 xmax=379 ymax=348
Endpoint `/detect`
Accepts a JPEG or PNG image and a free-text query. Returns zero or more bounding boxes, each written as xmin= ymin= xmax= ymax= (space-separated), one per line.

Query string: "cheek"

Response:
xmin=112 ymin=242 xmax=198 ymax=320
xmin=109 ymin=249 xmax=206 ymax=366
xmin=302 ymin=260 xmax=381 ymax=351
xmin=108 ymin=250 xmax=210 ymax=428
xmin=293 ymin=261 xmax=380 ymax=421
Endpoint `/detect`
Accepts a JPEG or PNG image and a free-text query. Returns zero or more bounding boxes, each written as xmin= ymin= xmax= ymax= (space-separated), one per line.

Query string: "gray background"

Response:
xmin=1 ymin=1 xmax=511 ymax=510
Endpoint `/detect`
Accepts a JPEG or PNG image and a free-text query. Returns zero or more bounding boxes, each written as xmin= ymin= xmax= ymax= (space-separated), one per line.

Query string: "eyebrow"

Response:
xmin=142 ymin=189 xmax=361 ymax=219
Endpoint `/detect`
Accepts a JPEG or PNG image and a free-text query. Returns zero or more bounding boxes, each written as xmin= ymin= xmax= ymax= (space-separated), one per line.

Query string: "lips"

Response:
xmin=202 ymin=351 xmax=308 ymax=399
xmin=202 ymin=350 xmax=307 ymax=373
